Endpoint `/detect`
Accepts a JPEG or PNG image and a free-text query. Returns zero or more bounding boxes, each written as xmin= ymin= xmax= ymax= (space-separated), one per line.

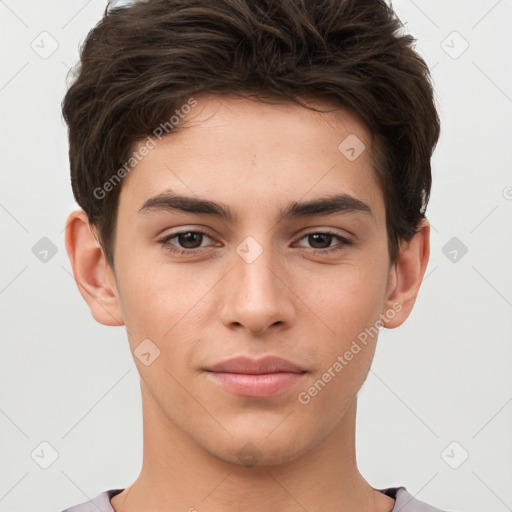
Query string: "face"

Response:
xmin=109 ymin=92 xmax=396 ymax=466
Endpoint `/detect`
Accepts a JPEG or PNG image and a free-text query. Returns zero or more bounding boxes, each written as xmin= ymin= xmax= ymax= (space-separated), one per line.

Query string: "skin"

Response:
xmin=65 ymin=92 xmax=429 ymax=512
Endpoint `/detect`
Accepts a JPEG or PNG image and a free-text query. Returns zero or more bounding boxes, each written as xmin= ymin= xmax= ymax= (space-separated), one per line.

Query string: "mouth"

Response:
xmin=204 ymin=355 xmax=307 ymax=398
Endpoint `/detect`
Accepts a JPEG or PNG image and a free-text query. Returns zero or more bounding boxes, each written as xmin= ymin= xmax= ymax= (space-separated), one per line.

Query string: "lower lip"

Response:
xmin=206 ymin=371 xmax=306 ymax=398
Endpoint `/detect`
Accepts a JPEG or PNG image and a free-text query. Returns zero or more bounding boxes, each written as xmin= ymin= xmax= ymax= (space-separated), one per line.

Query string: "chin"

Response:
xmin=203 ymin=431 xmax=314 ymax=468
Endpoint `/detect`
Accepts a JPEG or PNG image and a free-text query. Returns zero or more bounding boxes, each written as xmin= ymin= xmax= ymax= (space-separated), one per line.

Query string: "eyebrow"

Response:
xmin=138 ymin=190 xmax=373 ymax=222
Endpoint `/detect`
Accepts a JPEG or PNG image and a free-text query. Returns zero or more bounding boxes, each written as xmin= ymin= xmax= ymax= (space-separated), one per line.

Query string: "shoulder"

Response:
xmin=386 ymin=486 xmax=455 ymax=512
xmin=61 ymin=486 xmax=456 ymax=512
xmin=60 ymin=489 xmax=124 ymax=512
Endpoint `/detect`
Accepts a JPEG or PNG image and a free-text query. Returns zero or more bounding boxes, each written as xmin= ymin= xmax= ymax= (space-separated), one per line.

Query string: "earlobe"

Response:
xmin=64 ymin=209 xmax=125 ymax=326
xmin=381 ymin=218 xmax=430 ymax=329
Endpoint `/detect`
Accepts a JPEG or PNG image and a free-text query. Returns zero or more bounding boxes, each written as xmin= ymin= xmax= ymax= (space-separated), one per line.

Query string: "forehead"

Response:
xmin=181 ymin=91 xmax=371 ymax=148
xmin=117 ymin=92 xmax=384 ymax=225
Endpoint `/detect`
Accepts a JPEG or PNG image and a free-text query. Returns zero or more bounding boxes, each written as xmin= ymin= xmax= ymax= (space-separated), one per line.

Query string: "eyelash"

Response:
xmin=158 ymin=229 xmax=352 ymax=256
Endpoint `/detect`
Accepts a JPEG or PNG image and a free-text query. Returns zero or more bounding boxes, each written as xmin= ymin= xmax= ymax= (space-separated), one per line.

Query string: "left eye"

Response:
xmin=294 ymin=232 xmax=351 ymax=252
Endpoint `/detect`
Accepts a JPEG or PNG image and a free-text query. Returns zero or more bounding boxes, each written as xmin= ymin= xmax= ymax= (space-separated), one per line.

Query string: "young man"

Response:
xmin=61 ymin=0 xmax=446 ymax=511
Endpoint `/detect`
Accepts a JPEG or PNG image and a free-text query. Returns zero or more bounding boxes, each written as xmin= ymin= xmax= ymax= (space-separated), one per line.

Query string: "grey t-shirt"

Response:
xmin=61 ymin=486 xmax=452 ymax=511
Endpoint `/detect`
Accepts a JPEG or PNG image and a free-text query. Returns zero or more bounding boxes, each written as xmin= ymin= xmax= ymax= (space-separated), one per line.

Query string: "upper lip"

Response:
xmin=205 ymin=356 xmax=306 ymax=374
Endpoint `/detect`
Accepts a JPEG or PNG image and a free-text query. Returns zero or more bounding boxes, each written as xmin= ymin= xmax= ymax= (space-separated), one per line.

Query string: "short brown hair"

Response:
xmin=62 ymin=0 xmax=440 ymax=268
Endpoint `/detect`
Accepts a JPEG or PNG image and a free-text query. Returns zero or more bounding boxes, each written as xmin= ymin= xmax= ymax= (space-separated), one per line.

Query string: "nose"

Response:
xmin=218 ymin=241 xmax=296 ymax=336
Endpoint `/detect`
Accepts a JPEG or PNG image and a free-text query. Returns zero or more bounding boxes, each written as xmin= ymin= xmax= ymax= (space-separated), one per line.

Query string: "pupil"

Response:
xmin=179 ymin=232 xmax=202 ymax=249
xmin=309 ymin=233 xmax=331 ymax=249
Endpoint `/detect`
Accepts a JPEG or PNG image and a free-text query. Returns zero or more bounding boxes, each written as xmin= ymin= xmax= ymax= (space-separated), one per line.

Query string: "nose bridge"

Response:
xmin=236 ymin=249 xmax=279 ymax=303
xmin=219 ymin=236 xmax=294 ymax=334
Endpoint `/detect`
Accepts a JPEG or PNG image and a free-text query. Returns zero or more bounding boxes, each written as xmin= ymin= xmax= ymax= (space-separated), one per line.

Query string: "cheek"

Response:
xmin=114 ymin=260 xmax=173 ymax=344
xmin=294 ymin=331 xmax=377 ymax=445
xmin=290 ymin=261 xmax=388 ymax=403
xmin=115 ymin=259 xmax=216 ymax=355
xmin=296 ymin=262 xmax=388 ymax=338
xmin=295 ymin=272 xmax=382 ymax=411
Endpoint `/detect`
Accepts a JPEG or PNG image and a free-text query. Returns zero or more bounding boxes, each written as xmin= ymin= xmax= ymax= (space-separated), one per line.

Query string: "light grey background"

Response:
xmin=1 ymin=1 xmax=511 ymax=511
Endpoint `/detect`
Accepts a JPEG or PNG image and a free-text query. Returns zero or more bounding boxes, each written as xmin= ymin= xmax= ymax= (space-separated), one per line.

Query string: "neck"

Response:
xmin=111 ymin=384 xmax=395 ymax=512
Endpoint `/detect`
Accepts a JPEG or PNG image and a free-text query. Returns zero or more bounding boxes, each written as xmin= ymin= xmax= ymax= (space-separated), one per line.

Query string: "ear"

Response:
xmin=64 ymin=209 xmax=124 ymax=326
xmin=381 ymin=218 xmax=430 ymax=329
